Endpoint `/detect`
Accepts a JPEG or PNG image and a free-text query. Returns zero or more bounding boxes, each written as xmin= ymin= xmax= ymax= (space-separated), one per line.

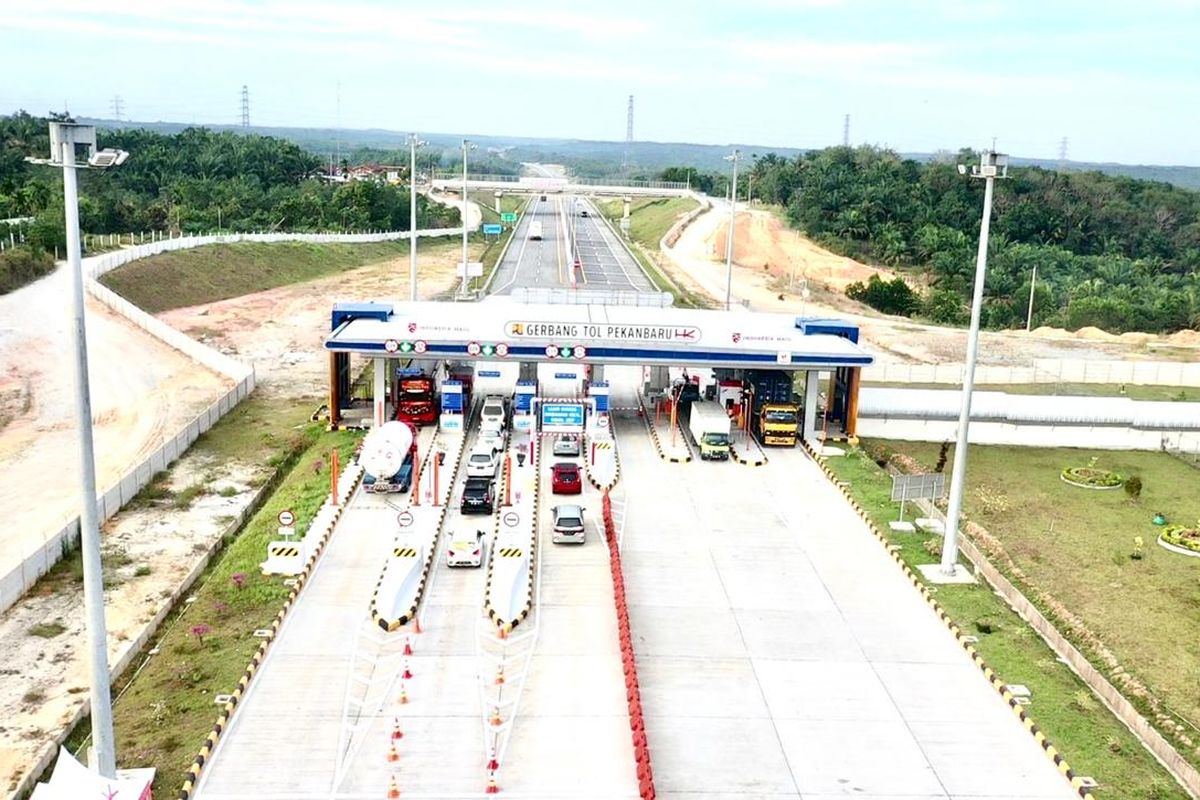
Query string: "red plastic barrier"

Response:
xmin=602 ymin=490 xmax=656 ymax=800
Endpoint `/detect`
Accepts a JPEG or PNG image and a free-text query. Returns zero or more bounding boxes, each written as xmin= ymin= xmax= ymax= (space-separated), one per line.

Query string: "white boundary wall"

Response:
xmin=856 ymin=416 xmax=1200 ymax=453
xmin=0 ymin=228 xmax=459 ymax=613
xmin=866 ymin=358 xmax=1200 ymax=387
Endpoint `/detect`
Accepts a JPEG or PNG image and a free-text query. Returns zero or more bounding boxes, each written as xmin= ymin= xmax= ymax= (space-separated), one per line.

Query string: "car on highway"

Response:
xmin=552 ymin=433 xmax=581 ymax=458
xmin=446 ymin=530 xmax=485 ymax=568
xmin=578 ymin=205 xmax=589 ymax=217
xmin=539 ymin=194 xmax=547 ymax=201
xmin=481 ymin=395 xmax=509 ymax=432
xmin=552 ymin=504 xmax=586 ymax=544
xmin=461 ymin=477 xmax=496 ymax=514
xmin=551 ymin=462 xmax=582 ymax=494
xmin=466 ymin=447 xmax=500 ymax=478
xmin=478 ymin=427 xmax=505 ymax=454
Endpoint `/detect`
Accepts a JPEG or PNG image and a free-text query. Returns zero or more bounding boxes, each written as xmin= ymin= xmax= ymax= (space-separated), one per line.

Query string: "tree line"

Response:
xmin=0 ymin=111 xmax=462 ymax=258
xmin=658 ymin=146 xmax=1200 ymax=334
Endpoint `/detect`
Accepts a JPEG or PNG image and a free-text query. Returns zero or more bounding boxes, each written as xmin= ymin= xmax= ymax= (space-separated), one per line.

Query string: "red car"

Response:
xmin=551 ymin=462 xmax=582 ymax=494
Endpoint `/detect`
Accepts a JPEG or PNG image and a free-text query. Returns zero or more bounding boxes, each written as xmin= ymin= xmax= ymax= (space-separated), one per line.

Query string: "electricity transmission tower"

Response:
xmin=843 ymin=114 xmax=850 ymax=146
xmin=110 ymin=95 xmax=123 ymax=122
xmin=1058 ymin=136 xmax=1068 ymax=169
xmin=240 ymin=85 xmax=250 ymax=127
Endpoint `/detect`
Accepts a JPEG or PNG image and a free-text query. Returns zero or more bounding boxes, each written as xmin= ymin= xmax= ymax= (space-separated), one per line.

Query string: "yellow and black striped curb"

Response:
xmin=485 ymin=437 xmax=538 ymax=632
xmin=369 ymin=431 xmax=464 ymax=632
xmin=178 ymin=466 xmax=364 ymax=800
xmin=636 ymin=393 xmax=692 ymax=464
xmin=584 ymin=432 xmax=623 ymax=492
xmin=730 ymin=440 xmax=768 ymax=468
xmin=801 ymin=440 xmax=1092 ymax=799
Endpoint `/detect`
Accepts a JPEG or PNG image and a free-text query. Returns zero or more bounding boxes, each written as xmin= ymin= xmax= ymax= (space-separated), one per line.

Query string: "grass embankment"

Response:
xmin=0 ymin=247 xmax=55 ymax=295
xmin=60 ymin=394 xmax=357 ymax=798
xmin=866 ymin=440 xmax=1200 ymax=749
xmin=99 ymin=240 xmax=434 ymax=312
xmin=825 ymin=446 xmax=1190 ymax=797
xmin=596 ymin=197 xmax=711 ymax=308
xmin=863 ymin=382 xmax=1200 ymax=402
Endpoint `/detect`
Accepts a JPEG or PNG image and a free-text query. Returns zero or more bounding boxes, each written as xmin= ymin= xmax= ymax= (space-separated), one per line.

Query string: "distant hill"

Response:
xmin=78 ymin=116 xmax=1200 ymax=191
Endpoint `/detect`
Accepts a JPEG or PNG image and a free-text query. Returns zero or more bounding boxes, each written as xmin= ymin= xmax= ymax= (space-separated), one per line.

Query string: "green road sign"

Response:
xmin=500 ymin=212 xmax=517 ymax=223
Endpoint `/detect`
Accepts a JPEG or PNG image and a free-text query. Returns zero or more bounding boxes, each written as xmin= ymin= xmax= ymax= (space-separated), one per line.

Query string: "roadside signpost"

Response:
xmin=482 ymin=223 xmax=502 ymax=237
xmin=500 ymin=212 xmax=517 ymax=224
xmin=889 ymin=473 xmax=945 ymax=532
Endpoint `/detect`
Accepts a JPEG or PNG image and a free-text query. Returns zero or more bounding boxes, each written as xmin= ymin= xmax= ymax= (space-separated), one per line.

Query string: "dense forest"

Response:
xmin=661 ymin=147 xmax=1200 ymax=334
xmin=0 ymin=111 xmax=461 ymax=258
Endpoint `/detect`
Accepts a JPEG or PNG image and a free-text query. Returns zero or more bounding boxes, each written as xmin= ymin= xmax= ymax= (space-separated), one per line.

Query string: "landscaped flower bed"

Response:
xmin=1159 ymin=524 xmax=1200 ymax=557
xmin=1060 ymin=466 xmax=1123 ymax=489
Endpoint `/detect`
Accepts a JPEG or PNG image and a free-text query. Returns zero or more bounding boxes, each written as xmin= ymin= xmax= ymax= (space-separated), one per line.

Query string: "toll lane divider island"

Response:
xmin=485 ymin=430 xmax=538 ymax=631
xmin=636 ymin=391 xmax=692 ymax=463
xmin=179 ymin=463 xmax=364 ymax=800
xmin=370 ymin=427 xmax=468 ymax=631
xmin=802 ymin=439 xmax=1093 ymax=798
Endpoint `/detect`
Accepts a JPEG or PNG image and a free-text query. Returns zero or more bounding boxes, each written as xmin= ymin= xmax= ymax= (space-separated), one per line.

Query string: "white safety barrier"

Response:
xmin=0 ymin=227 xmax=461 ymax=615
xmin=865 ymin=358 xmax=1200 ymax=388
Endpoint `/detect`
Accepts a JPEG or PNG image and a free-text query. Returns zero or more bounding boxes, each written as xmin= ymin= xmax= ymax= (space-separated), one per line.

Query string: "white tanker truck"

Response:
xmin=360 ymin=421 xmax=417 ymax=493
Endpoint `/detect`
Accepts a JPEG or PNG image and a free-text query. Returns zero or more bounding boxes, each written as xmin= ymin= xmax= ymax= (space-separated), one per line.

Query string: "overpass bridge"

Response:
xmin=430 ymin=172 xmax=693 ymax=197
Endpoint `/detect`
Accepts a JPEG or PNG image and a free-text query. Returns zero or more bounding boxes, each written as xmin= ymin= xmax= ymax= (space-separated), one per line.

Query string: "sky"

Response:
xmin=0 ymin=0 xmax=1197 ymax=165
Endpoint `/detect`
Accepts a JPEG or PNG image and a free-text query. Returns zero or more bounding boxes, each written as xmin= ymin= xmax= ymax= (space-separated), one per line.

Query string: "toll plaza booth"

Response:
xmin=323 ymin=300 xmax=873 ymax=444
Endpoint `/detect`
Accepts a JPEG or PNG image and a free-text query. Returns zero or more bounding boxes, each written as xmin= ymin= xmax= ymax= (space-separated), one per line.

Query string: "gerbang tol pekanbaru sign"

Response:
xmin=505 ymin=321 xmax=701 ymax=343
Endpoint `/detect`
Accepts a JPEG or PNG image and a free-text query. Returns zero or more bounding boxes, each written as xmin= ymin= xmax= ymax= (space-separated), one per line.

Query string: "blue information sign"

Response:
xmin=478 ymin=370 xmax=501 ymax=378
xmin=482 ymin=223 xmax=503 ymax=235
xmin=540 ymin=402 xmax=585 ymax=431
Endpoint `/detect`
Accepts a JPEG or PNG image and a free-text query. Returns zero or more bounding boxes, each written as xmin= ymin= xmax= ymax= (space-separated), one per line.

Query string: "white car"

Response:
xmin=478 ymin=427 xmax=505 ymax=454
xmin=551 ymin=504 xmax=586 ymax=544
xmin=446 ymin=531 xmax=485 ymax=568
xmin=553 ymin=434 xmax=581 ymax=458
xmin=466 ymin=448 xmax=500 ymax=477
xmin=481 ymin=396 xmax=509 ymax=431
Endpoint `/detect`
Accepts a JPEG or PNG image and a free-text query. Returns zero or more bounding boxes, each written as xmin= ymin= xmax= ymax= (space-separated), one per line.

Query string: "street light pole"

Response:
xmin=460 ymin=138 xmax=475 ymax=297
xmin=408 ymin=134 xmax=425 ymax=302
xmin=27 ymin=122 xmax=130 ymax=778
xmin=941 ymin=150 xmax=1008 ymax=575
xmin=1025 ymin=264 xmax=1038 ymax=332
xmin=723 ymin=149 xmax=740 ymax=311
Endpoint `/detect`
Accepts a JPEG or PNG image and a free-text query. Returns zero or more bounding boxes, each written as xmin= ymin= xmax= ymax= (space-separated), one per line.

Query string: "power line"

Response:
xmin=110 ymin=95 xmax=123 ymax=122
xmin=240 ymin=84 xmax=250 ymax=128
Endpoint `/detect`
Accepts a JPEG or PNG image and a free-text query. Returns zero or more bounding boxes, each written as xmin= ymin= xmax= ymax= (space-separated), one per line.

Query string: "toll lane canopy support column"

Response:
xmin=803 ymin=370 xmax=820 ymax=444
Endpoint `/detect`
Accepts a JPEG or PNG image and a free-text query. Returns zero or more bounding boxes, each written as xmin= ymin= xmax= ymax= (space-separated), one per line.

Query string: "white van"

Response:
xmin=528 ymin=221 xmax=544 ymax=240
xmin=481 ymin=395 xmax=508 ymax=432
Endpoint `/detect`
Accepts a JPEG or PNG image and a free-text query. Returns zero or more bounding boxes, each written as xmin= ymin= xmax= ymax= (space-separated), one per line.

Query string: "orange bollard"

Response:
xmin=432 ymin=456 xmax=440 ymax=506
xmin=504 ymin=454 xmax=512 ymax=506
xmin=412 ymin=456 xmax=421 ymax=507
xmin=330 ymin=448 xmax=341 ymax=506
xmin=387 ymin=774 xmax=401 ymax=798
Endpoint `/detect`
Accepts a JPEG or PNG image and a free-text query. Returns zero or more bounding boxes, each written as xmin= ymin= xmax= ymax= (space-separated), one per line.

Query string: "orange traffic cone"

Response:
xmin=498 ymin=626 xmax=507 ymax=640
xmin=387 ymin=774 xmax=400 ymax=798
xmin=390 ymin=718 xmax=404 ymax=741
xmin=489 ymin=706 xmax=503 ymax=727
xmin=397 ymin=684 xmax=409 ymax=705
xmin=494 ymin=665 xmax=505 ymax=685
xmin=387 ymin=741 xmax=400 ymax=763
xmin=402 ymin=660 xmax=413 ymax=680
xmin=485 ymin=772 xmax=499 ymax=794
xmin=413 ymin=616 xmax=422 ymax=634
xmin=487 ymin=746 xmax=499 ymax=771
xmin=403 ymin=636 xmax=413 ymax=656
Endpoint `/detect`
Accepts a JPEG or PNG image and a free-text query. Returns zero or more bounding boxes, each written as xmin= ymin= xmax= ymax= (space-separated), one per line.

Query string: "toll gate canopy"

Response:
xmin=324 ymin=300 xmax=873 ymax=370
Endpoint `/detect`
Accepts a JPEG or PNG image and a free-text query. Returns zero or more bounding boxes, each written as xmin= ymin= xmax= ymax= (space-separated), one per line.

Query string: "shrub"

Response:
xmin=865 ymin=441 xmax=895 ymax=468
xmin=974 ymin=617 xmax=998 ymax=634
xmin=28 ymin=622 xmax=66 ymax=638
xmin=1124 ymin=475 xmax=1143 ymax=499
xmin=0 ymin=247 xmax=56 ymax=295
xmin=1061 ymin=466 xmax=1123 ymax=487
xmin=935 ymin=441 xmax=950 ymax=473
xmin=922 ymin=537 xmax=943 ymax=558
xmin=1162 ymin=524 xmax=1200 ymax=553
xmin=845 ymin=274 xmax=920 ymax=316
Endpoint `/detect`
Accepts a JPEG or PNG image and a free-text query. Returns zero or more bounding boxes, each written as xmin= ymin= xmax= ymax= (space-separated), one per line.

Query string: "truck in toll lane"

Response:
xmin=686 ymin=400 xmax=732 ymax=460
xmin=360 ymin=421 xmax=418 ymax=493
xmin=395 ymin=368 xmax=437 ymax=426
xmin=746 ymin=370 xmax=800 ymax=447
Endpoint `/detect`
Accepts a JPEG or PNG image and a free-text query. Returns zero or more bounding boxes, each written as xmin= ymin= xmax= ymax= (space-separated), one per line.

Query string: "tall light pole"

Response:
xmin=941 ymin=150 xmax=1008 ymax=575
xmin=723 ymin=149 xmax=741 ymax=311
xmin=460 ymin=138 xmax=476 ymax=297
xmin=408 ymin=134 xmax=426 ymax=302
xmin=26 ymin=122 xmax=129 ymax=778
xmin=1025 ymin=264 xmax=1038 ymax=332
